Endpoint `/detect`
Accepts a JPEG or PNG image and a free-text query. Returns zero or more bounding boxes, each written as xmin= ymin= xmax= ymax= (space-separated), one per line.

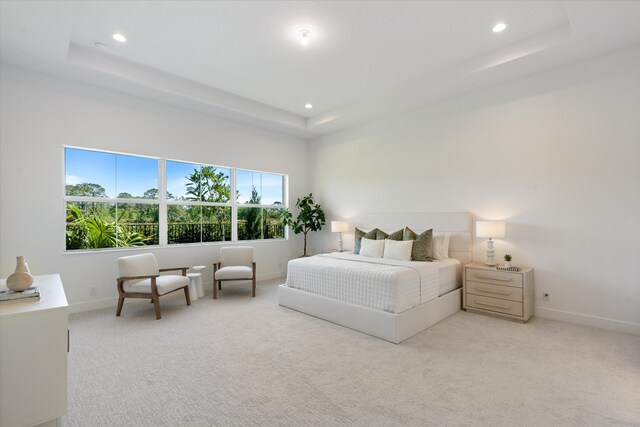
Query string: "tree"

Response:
xmin=280 ymin=193 xmax=326 ymax=257
xmin=241 ymin=187 xmax=263 ymax=240
xmin=185 ymin=166 xmax=232 ymax=241
xmin=185 ymin=166 xmax=230 ymax=203
xmin=65 ymin=183 xmax=107 ymax=197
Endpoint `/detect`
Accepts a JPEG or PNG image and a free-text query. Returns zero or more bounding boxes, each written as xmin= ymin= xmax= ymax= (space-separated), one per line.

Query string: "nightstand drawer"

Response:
xmin=466 ymin=295 xmax=523 ymax=316
xmin=466 ymin=281 xmax=523 ymax=302
xmin=466 ymin=268 xmax=523 ymax=288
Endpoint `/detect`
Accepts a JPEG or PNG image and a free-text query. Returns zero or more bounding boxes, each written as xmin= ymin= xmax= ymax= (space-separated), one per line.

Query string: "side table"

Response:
xmin=188 ymin=265 xmax=207 ymax=300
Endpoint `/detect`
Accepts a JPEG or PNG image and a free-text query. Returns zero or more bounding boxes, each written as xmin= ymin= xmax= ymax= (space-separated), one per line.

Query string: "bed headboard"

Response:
xmin=351 ymin=212 xmax=473 ymax=265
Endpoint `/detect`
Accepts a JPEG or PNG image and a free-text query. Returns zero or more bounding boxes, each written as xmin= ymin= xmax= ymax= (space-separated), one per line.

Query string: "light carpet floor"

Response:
xmin=65 ymin=280 xmax=640 ymax=426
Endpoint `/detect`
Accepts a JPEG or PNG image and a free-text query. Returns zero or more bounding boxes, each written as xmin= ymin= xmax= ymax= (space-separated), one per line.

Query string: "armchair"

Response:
xmin=213 ymin=247 xmax=256 ymax=299
xmin=116 ymin=253 xmax=191 ymax=320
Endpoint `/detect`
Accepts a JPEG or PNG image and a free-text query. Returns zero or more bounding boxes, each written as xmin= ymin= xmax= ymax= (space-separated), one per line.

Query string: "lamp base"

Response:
xmin=485 ymin=239 xmax=496 ymax=266
xmin=337 ymin=232 xmax=344 ymax=252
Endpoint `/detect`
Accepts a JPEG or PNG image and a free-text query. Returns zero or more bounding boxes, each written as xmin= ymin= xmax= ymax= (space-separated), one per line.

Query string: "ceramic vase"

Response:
xmin=504 ymin=261 xmax=511 ymax=268
xmin=6 ymin=256 xmax=34 ymax=291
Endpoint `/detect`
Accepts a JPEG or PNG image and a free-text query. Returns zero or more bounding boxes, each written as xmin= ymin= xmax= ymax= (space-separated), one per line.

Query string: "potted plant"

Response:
xmin=504 ymin=254 xmax=512 ymax=268
xmin=280 ymin=193 xmax=326 ymax=257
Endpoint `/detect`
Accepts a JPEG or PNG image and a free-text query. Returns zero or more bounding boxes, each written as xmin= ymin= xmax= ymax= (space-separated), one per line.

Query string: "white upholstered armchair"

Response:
xmin=213 ymin=247 xmax=256 ymax=299
xmin=116 ymin=253 xmax=191 ymax=319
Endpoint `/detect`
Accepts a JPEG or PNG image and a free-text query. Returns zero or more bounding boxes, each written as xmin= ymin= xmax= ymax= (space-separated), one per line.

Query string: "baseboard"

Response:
xmin=68 ymin=273 xmax=287 ymax=314
xmin=69 ymin=297 xmax=119 ymax=314
xmin=535 ymin=306 xmax=640 ymax=336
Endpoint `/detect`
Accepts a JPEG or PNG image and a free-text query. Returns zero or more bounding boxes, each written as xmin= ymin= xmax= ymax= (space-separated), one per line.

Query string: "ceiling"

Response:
xmin=2 ymin=1 xmax=640 ymax=138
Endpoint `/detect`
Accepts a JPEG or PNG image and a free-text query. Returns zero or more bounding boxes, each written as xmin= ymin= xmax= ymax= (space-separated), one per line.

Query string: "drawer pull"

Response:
xmin=473 ymin=300 xmax=511 ymax=310
xmin=475 ymin=287 xmax=511 ymax=296
xmin=475 ymin=275 xmax=513 ymax=282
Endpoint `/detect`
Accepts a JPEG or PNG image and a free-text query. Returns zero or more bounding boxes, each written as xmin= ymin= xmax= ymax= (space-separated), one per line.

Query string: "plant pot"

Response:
xmin=6 ymin=256 xmax=34 ymax=291
xmin=504 ymin=261 xmax=511 ymax=268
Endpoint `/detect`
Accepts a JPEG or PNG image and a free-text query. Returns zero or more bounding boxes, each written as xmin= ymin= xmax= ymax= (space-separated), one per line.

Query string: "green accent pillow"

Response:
xmin=376 ymin=229 xmax=389 ymax=240
xmin=354 ymin=228 xmax=380 ymax=254
xmin=387 ymin=229 xmax=404 ymax=241
xmin=404 ymin=227 xmax=433 ymax=261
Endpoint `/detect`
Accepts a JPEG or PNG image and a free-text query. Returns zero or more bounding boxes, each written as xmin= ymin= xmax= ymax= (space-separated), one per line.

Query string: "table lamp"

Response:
xmin=476 ymin=221 xmax=506 ymax=266
xmin=331 ymin=220 xmax=348 ymax=252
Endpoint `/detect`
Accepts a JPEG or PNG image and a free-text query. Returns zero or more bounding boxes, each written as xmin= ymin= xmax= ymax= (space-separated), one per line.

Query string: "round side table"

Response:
xmin=186 ymin=273 xmax=199 ymax=302
xmin=190 ymin=265 xmax=206 ymax=298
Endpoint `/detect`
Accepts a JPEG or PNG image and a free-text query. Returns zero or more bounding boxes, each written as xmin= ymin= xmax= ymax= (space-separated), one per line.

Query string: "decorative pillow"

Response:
xmin=354 ymin=228 xmax=379 ymax=254
xmin=376 ymin=229 xmax=389 ymax=240
xmin=383 ymin=239 xmax=413 ymax=261
xmin=403 ymin=227 xmax=433 ymax=261
xmin=360 ymin=237 xmax=385 ymax=258
xmin=386 ymin=229 xmax=404 ymax=241
xmin=432 ymin=232 xmax=451 ymax=260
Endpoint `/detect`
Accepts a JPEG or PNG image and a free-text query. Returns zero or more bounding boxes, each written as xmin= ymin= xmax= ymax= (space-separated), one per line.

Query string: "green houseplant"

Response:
xmin=504 ymin=254 xmax=512 ymax=268
xmin=280 ymin=193 xmax=326 ymax=257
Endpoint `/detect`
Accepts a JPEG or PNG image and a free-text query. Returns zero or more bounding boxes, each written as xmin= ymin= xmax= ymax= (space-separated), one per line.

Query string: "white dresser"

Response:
xmin=0 ymin=274 xmax=68 ymax=427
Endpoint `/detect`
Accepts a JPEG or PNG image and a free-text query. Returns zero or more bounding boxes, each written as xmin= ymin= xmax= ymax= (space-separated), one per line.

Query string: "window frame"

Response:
xmin=235 ymin=167 xmax=287 ymax=241
xmin=62 ymin=146 xmax=288 ymax=253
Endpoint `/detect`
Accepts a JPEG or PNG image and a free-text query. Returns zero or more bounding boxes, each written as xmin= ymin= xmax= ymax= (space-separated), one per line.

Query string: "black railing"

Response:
xmin=119 ymin=221 xmax=284 ymax=245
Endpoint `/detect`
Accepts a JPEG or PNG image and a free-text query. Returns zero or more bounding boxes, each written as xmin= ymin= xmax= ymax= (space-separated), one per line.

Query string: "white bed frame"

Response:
xmin=279 ymin=212 xmax=473 ymax=344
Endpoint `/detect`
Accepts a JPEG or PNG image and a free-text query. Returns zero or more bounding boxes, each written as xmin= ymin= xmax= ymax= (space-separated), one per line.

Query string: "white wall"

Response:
xmin=0 ymin=64 xmax=308 ymax=311
xmin=309 ymin=47 xmax=640 ymax=334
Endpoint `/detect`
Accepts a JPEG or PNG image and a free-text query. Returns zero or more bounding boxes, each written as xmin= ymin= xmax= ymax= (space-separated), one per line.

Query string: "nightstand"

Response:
xmin=463 ymin=263 xmax=534 ymax=322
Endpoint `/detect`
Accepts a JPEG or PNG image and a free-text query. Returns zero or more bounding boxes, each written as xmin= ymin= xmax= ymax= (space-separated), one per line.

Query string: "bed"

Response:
xmin=278 ymin=212 xmax=472 ymax=344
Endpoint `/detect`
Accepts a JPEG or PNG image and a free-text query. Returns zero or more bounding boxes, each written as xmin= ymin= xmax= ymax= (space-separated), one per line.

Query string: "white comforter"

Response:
xmin=284 ymin=252 xmax=440 ymax=314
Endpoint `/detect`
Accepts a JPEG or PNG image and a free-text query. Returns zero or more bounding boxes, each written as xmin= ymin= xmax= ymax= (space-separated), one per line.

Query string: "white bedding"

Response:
xmin=285 ymin=253 xmax=460 ymax=314
xmin=435 ymin=258 xmax=462 ymax=296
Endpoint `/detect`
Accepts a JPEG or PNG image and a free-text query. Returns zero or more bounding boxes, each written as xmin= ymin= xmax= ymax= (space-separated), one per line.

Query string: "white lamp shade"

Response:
xmin=476 ymin=221 xmax=506 ymax=238
xmin=331 ymin=220 xmax=348 ymax=233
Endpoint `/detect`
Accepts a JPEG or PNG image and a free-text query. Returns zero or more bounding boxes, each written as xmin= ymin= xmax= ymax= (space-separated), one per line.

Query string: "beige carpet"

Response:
xmin=65 ymin=280 xmax=640 ymax=426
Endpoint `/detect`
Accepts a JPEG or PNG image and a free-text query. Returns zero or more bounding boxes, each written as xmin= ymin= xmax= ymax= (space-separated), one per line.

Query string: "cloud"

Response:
xmin=65 ymin=174 xmax=84 ymax=185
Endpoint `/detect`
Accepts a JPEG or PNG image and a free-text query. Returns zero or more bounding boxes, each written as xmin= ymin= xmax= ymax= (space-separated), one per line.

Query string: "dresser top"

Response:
xmin=465 ymin=262 xmax=532 ymax=273
xmin=0 ymin=274 xmax=68 ymax=317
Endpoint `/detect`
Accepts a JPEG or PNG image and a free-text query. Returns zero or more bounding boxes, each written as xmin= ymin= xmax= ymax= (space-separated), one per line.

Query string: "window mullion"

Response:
xmin=231 ymin=168 xmax=238 ymax=242
xmin=159 ymin=159 xmax=168 ymax=246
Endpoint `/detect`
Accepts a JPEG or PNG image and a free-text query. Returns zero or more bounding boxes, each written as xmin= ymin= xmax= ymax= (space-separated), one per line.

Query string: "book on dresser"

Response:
xmin=0 ymin=286 xmax=41 ymax=304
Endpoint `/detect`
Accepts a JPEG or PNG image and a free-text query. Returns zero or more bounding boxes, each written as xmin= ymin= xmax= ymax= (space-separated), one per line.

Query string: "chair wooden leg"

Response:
xmin=153 ymin=295 xmax=161 ymax=320
xmin=116 ymin=295 xmax=125 ymax=316
xmin=184 ymin=286 xmax=191 ymax=305
xmin=252 ymin=277 xmax=256 ymax=297
xmin=213 ymin=280 xmax=218 ymax=299
xmin=218 ymin=281 xmax=222 ymax=290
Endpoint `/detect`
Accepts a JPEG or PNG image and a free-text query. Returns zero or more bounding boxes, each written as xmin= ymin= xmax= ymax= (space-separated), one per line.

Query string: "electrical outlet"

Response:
xmin=89 ymin=287 xmax=98 ymax=296
xmin=543 ymin=292 xmax=550 ymax=302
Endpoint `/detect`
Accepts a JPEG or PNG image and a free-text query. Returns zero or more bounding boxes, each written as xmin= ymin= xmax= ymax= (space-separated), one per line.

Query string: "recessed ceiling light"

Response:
xmin=112 ymin=33 xmax=127 ymax=42
xmin=94 ymin=42 xmax=106 ymax=50
xmin=300 ymin=29 xmax=310 ymax=46
xmin=305 ymin=103 xmax=313 ymax=109
xmin=492 ymin=22 xmax=507 ymax=33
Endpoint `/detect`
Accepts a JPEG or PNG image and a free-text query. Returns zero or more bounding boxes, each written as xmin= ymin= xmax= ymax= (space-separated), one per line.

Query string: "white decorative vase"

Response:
xmin=6 ymin=256 xmax=34 ymax=291
xmin=504 ymin=261 xmax=511 ymax=268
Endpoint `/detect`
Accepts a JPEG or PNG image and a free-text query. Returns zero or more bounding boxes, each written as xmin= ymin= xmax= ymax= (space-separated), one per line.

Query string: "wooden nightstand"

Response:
xmin=463 ymin=263 xmax=534 ymax=322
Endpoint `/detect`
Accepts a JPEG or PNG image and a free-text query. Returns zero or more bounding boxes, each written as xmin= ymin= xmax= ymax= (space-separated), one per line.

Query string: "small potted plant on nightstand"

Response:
xmin=504 ymin=254 xmax=512 ymax=268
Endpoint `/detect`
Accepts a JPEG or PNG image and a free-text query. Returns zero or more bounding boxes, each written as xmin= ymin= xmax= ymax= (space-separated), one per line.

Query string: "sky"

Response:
xmin=66 ymin=148 xmax=283 ymax=204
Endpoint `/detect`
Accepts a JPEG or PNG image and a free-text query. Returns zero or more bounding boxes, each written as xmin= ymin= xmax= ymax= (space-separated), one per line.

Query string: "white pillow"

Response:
xmin=383 ymin=239 xmax=413 ymax=261
xmin=432 ymin=232 xmax=451 ymax=260
xmin=360 ymin=237 xmax=385 ymax=258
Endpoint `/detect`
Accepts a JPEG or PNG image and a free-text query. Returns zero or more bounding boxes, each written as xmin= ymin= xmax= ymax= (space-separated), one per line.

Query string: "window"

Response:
xmin=236 ymin=169 xmax=285 ymax=240
xmin=166 ymin=161 xmax=232 ymax=244
xmin=65 ymin=148 xmax=160 ymax=250
xmin=64 ymin=147 xmax=287 ymax=251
